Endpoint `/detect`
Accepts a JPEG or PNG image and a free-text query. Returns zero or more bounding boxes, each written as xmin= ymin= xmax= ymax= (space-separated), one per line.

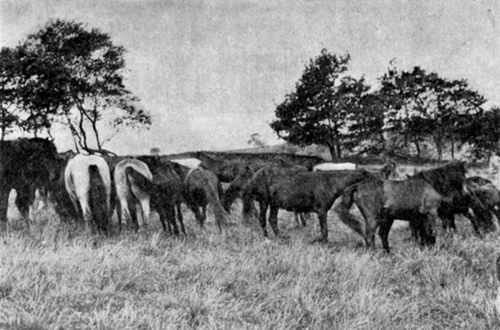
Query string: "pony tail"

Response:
xmin=335 ymin=183 xmax=358 ymax=221
xmin=204 ymin=178 xmax=230 ymax=231
xmin=241 ymin=184 xmax=257 ymax=222
xmin=126 ymin=166 xmax=156 ymax=195
xmin=88 ymin=165 xmax=109 ymax=234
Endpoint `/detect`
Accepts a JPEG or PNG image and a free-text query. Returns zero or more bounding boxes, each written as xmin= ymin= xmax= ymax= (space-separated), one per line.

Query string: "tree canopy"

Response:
xmin=0 ymin=19 xmax=151 ymax=152
xmin=271 ymin=49 xmax=499 ymax=161
xmin=270 ymin=49 xmax=370 ymax=159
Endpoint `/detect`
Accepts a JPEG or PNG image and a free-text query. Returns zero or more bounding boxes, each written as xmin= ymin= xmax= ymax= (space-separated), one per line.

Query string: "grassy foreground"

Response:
xmin=0 ymin=202 xmax=500 ymax=330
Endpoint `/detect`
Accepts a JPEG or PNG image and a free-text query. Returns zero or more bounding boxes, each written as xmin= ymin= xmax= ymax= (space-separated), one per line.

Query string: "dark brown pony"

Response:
xmin=337 ymin=161 xmax=468 ymax=252
xmin=242 ymin=167 xmax=372 ymax=242
xmin=0 ymin=138 xmax=59 ymax=224
xmin=222 ymin=158 xmax=303 ymax=212
xmin=193 ymin=151 xmax=252 ymax=183
xmin=128 ymin=156 xmax=185 ymax=235
xmin=172 ymin=163 xmax=230 ymax=231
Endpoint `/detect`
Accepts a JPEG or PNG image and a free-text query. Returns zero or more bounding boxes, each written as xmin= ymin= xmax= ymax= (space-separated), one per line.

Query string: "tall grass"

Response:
xmin=0 ymin=202 xmax=499 ymax=330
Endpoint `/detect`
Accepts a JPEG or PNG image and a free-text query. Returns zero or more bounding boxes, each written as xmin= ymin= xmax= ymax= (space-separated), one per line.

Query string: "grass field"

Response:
xmin=1 ymin=190 xmax=500 ymax=330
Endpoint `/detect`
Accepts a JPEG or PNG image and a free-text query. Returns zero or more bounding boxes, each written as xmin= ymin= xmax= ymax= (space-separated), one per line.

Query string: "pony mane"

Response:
xmin=414 ymin=160 xmax=466 ymax=196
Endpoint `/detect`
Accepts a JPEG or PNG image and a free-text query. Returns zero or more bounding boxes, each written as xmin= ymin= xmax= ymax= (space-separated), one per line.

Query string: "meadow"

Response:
xmin=1 ymin=164 xmax=500 ymax=330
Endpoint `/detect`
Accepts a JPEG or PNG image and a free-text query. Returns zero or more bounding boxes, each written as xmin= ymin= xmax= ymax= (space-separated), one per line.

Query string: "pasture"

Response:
xmin=1 ymin=182 xmax=500 ymax=330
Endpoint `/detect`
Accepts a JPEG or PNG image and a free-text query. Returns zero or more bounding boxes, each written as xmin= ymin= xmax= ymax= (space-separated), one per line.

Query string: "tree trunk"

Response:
xmin=434 ymin=135 xmax=443 ymax=161
xmin=327 ymin=143 xmax=336 ymax=160
xmin=451 ymin=138 xmax=455 ymax=159
xmin=414 ymin=139 xmax=421 ymax=157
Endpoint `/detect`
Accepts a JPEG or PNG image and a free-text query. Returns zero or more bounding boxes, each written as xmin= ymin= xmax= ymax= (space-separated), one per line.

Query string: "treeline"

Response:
xmin=270 ymin=49 xmax=500 ymax=161
xmin=0 ymin=19 xmax=150 ymax=152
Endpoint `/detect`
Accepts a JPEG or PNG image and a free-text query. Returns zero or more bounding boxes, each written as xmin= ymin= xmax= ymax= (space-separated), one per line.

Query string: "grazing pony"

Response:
xmin=172 ymin=163 xmax=230 ymax=231
xmin=242 ymin=167 xmax=372 ymax=242
xmin=127 ymin=156 xmax=185 ymax=235
xmin=336 ymin=161 xmax=467 ymax=252
xmin=0 ymin=138 xmax=59 ymax=224
xmin=114 ymin=158 xmax=152 ymax=231
xmin=64 ymin=154 xmax=111 ymax=234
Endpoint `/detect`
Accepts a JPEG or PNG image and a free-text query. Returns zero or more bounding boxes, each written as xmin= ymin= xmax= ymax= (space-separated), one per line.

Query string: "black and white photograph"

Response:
xmin=1 ymin=0 xmax=500 ymax=329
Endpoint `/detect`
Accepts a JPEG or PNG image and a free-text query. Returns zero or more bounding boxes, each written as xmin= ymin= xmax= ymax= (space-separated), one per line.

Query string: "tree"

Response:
xmin=0 ymin=47 xmax=22 ymax=140
xmin=270 ymin=49 xmax=369 ymax=159
xmin=455 ymin=107 xmax=500 ymax=159
xmin=345 ymin=92 xmax=386 ymax=156
xmin=17 ymin=19 xmax=151 ymax=151
xmin=378 ymin=65 xmax=486 ymax=160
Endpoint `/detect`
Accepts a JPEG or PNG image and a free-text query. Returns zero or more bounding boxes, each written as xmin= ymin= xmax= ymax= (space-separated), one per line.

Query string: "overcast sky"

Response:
xmin=1 ymin=0 xmax=500 ymax=155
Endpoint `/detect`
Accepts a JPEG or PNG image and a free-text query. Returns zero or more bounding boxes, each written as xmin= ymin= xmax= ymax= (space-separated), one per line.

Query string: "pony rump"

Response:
xmin=88 ymin=164 xmax=109 ymax=233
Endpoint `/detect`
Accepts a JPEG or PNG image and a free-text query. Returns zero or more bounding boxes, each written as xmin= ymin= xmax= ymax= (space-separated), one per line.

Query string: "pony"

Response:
xmin=192 ymin=151 xmax=254 ymax=183
xmin=0 ymin=138 xmax=60 ymax=224
xmin=127 ymin=156 xmax=185 ymax=235
xmin=64 ymin=154 xmax=112 ymax=234
xmin=172 ymin=163 xmax=230 ymax=231
xmin=242 ymin=167 xmax=373 ymax=242
xmin=114 ymin=158 xmax=152 ymax=231
xmin=336 ymin=161 xmax=468 ymax=252
xmin=313 ymin=162 xmax=358 ymax=171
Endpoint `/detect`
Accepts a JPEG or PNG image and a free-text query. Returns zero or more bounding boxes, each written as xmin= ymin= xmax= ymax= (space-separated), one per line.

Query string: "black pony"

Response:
xmin=0 ymin=138 xmax=59 ymax=224
xmin=127 ymin=156 xmax=185 ymax=235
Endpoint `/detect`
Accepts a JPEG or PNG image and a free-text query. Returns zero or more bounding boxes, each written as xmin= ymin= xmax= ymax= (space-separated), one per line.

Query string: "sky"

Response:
xmin=1 ymin=0 xmax=500 ymax=155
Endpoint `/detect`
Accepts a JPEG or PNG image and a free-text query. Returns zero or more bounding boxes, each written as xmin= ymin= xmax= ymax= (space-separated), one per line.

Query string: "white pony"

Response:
xmin=313 ymin=162 xmax=358 ymax=171
xmin=65 ymin=154 xmax=112 ymax=233
xmin=114 ymin=158 xmax=153 ymax=231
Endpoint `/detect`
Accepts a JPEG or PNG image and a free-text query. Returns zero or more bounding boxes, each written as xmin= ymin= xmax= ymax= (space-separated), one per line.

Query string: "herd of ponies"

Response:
xmin=2 ymin=138 xmax=500 ymax=255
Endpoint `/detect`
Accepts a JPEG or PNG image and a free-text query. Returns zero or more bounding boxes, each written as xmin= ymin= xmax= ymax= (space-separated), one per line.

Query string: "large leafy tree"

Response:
xmin=16 ymin=19 xmax=151 ymax=151
xmin=455 ymin=107 xmax=500 ymax=159
xmin=270 ymin=49 xmax=369 ymax=159
xmin=379 ymin=66 xmax=486 ymax=160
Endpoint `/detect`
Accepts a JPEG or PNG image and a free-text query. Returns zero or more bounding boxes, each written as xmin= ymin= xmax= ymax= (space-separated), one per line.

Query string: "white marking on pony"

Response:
xmin=114 ymin=158 xmax=153 ymax=229
xmin=171 ymin=158 xmax=202 ymax=169
xmin=313 ymin=162 xmax=358 ymax=171
xmin=64 ymin=154 xmax=111 ymax=228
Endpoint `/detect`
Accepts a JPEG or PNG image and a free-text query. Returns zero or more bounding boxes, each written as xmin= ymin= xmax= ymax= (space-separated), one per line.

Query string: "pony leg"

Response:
xmin=139 ymin=197 xmax=151 ymax=228
xmin=258 ymin=200 xmax=268 ymax=237
xmin=202 ymin=205 xmax=207 ymax=227
xmin=158 ymin=208 xmax=168 ymax=232
xmin=317 ymin=211 xmax=328 ymax=243
xmin=268 ymin=206 xmax=280 ymax=238
xmin=293 ymin=212 xmax=301 ymax=227
xmin=167 ymin=206 xmax=180 ymax=235
xmin=300 ymin=213 xmax=309 ymax=227
xmin=129 ymin=203 xmax=139 ymax=232
xmin=116 ymin=200 xmax=123 ymax=231
xmin=0 ymin=188 xmax=10 ymax=226
xmin=176 ymin=202 xmax=186 ymax=235
xmin=15 ymin=186 xmax=34 ymax=223
xmin=191 ymin=206 xmax=204 ymax=228
xmin=378 ymin=219 xmax=394 ymax=253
